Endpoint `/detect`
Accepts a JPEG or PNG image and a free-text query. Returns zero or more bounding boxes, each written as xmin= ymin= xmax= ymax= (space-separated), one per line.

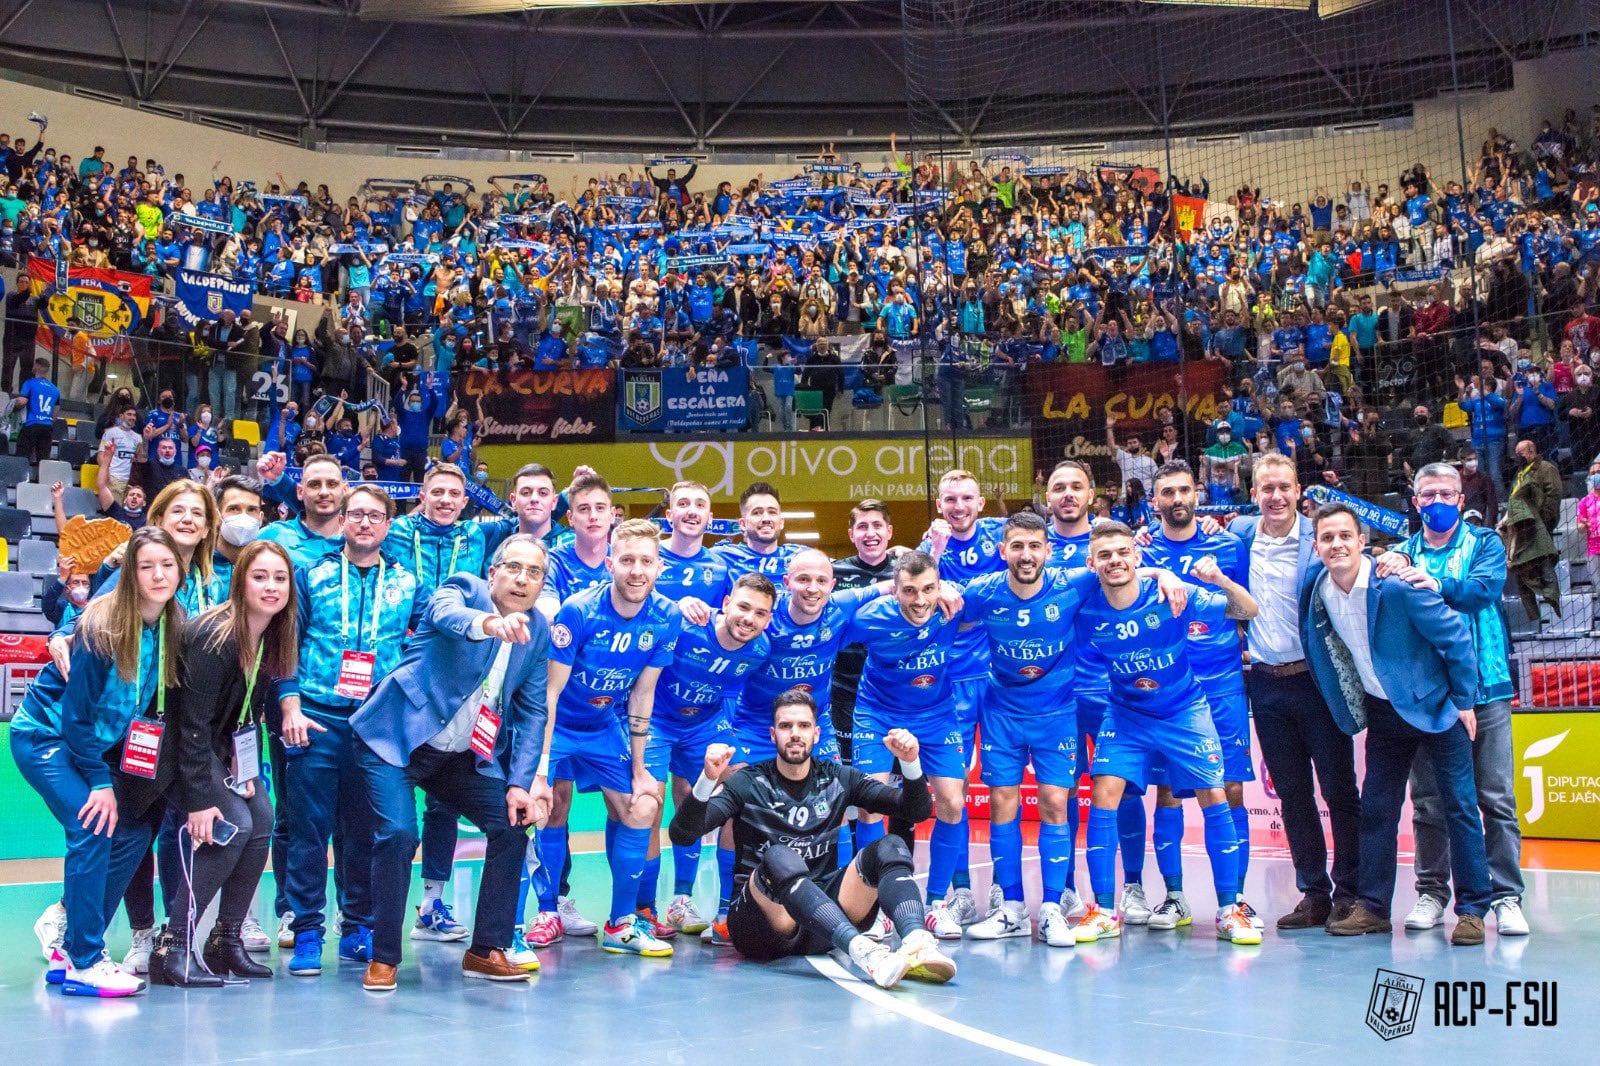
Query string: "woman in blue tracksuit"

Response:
xmin=9 ymin=527 xmax=186 ymax=997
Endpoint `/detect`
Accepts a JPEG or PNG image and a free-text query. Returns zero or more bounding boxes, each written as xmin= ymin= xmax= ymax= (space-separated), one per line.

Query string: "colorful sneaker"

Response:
xmin=240 ymin=914 xmax=272 ymax=953
xmin=863 ymin=911 xmax=894 ymax=943
xmin=505 ymin=934 xmax=541 ymax=972
xmin=277 ymin=912 xmax=297 ymax=949
xmin=45 ymin=947 xmax=68 ymax=985
xmin=896 ymin=928 xmax=957 ymax=984
xmin=966 ymin=900 xmax=1029 ymax=940
xmin=411 ymin=898 xmax=470 ymax=942
xmin=338 ymin=927 xmax=373 ymax=963
xmin=944 ymin=887 xmax=981 ymax=926
xmin=700 ymin=917 xmax=732 ymax=946
xmin=1238 ymin=899 xmax=1265 ymax=930
xmin=1149 ymin=892 xmax=1193 ymax=930
xmin=664 ymin=894 xmax=710 ymax=935
xmin=1216 ymin=904 xmax=1263 ymax=945
xmin=62 ymin=955 xmax=145 ymax=998
xmin=1037 ymin=903 xmax=1076 ymax=948
xmin=525 ymin=911 xmax=564 ymax=947
xmin=924 ymin=900 xmax=962 ymax=941
xmin=1073 ymin=904 xmax=1123 ymax=944
xmin=289 ymin=931 xmax=324 ymax=976
xmin=122 ymin=926 xmax=157 ymax=975
xmin=848 ymin=935 xmax=910 ymax=989
xmin=634 ymin=906 xmax=678 ymax=939
xmin=602 ymin=915 xmax=674 ymax=957
xmin=1059 ymin=888 xmax=1089 ymax=923
xmin=557 ymin=896 xmax=598 ymax=937
xmin=34 ymin=901 xmax=66 ymax=963
xmin=1120 ymin=884 xmax=1152 ymax=925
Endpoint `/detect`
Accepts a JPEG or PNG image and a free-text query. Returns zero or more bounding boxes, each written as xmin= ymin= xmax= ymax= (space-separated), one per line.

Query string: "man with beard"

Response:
xmin=713 ymin=481 xmax=804 ymax=580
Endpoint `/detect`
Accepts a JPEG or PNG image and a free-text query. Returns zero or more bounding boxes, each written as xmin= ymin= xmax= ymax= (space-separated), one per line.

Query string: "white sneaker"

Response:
xmin=863 ymin=911 xmax=894 ymax=942
xmin=967 ymin=899 xmax=1029 ymax=940
xmin=664 ymin=894 xmax=710 ymax=935
xmin=122 ymin=927 xmax=157 ymax=975
xmin=1493 ymin=896 xmax=1530 ymax=936
xmin=558 ymin=896 xmax=599 ymax=937
xmin=1404 ymin=895 xmax=1446 ymax=930
xmin=944 ymin=887 xmax=981 ymax=926
xmin=1073 ymin=904 xmax=1122 ymax=944
xmin=240 ymin=914 xmax=272 ymax=953
xmin=277 ymin=912 xmax=297 ymax=949
xmin=62 ymin=955 xmax=145 ymax=998
xmin=33 ymin=901 xmax=66 ymax=963
xmin=504 ymin=936 xmax=541 ymax=972
xmin=1148 ymin=892 xmax=1193 ymax=930
xmin=1036 ymin=902 xmax=1076 ymax=948
xmin=1238 ymin=898 xmax=1265 ymax=930
xmin=849 ymin=935 xmax=910 ymax=989
xmin=896 ymin=928 xmax=957 ymax=983
xmin=1059 ymin=888 xmax=1089 ymax=923
xmin=1216 ymin=904 xmax=1263 ymax=945
xmin=923 ymin=900 xmax=962 ymax=940
xmin=1120 ymin=883 xmax=1152 ymax=925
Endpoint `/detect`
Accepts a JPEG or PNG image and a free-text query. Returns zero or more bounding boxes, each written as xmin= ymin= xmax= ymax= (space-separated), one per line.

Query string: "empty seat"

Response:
xmin=0 ymin=507 xmax=34 ymax=543
xmin=0 ymin=456 xmax=30 ymax=492
xmin=62 ymin=487 xmax=98 ymax=518
xmin=231 ymin=420 xmax=262 ymax=448
xmin=15 ymin=482 xmax=52 ymax=518
xmin=55 ymin=439 xmax=93 ymax=468
xmin=18 ymin=539 xmax=57 ymax=576
xmin=0 ymin=572 xmax=35 ymax=610
xmin=38 ymin=459 xmax=72 ymax=487
xmin=79 ymin=462 xmax=99 ymax=492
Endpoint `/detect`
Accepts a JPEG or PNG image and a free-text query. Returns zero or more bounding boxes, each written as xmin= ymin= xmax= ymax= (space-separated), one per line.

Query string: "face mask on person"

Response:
xmin=475 ymin=468 xmax=489 ymax=483
xmin=199 ymin=411 xmax=212 ymax=426
xmin=68 ymin=584 xmax=90 ymax=607
xmin=1420 ymin=500 xmax=1460 ymax=533
xmin=1300 ymin=427 xmax=1314 ymax=440
xmin=157 ymin=452 xmax=175 ymax=467
xmin=405 ymin=396 xmax=422 ymax=413
xmin=1528 ymin=373 xmax=1542 ymax=386
xmin=1217 ymin=431 xmax=1232 ymax=443
xmin=196 ymin=453 xmax=211 ymax=470
xmin=1414 ymin=414 xmax=1429 ymax=427
xmin=220 ymin=514 xmax=261 ymax=547
xmin=1464 ymin=459 xmax=1479 ymax=473
xmin=1579 ymin=375 xmax=1593 ymax=388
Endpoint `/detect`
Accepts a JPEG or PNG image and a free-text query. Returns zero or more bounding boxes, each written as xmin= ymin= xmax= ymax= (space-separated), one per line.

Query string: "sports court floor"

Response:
xmin=5 ymin=827 xmax=1594 ymax=1065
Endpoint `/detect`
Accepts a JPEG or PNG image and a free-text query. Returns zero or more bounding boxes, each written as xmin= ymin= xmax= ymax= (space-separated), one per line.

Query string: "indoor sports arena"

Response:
xmin=0 ymin=0 xmax=1597 ymax=1061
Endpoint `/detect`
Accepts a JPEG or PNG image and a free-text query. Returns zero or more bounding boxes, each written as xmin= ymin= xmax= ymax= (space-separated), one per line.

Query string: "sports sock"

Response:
xmin=1118 ymin=793 xmax=1147 ymax=883
xmin=989 ymin=816 xmax=1025 ymax=902
xmin=1064 ymin=786 xmax=1081 ymax=891
xmin=778 ymin=875 xmax=860 ymax=955
xmin=926 ymin=818 xmax=964 ymax=901
xmin=608 ymin=825 xmax=650 ymax=925
xmin=1085 ymin=806 xmax=1118 ymax=909
xmin=1201 ymin=803 xmax=1240 ymax=908
xmin=604 ymin=818 xmax=618 ymax=862
xmin=716 ymin=845 xmax=736 ymax=915
xmin=671 ymin=843 xmax=701 ymax=897
xmin=537 ymin=826 xmax=568 ymax=912
xmin=836 ymin=823 xmax=855 ymax=870
xmin=873 ymin=863 xmax=926 ymax=938
xmin=636 ymin=855 xmax=661 ymax=912
xmin=1153 ymin=805 xmax=1185 ymax=893
xmin=516 ymin=864 xmax=530 ymax=927
xmin=855 ymin=818 xmax=887 ymax=849
xmin=951 ymin=810 xmax=972 ymax=891
xmin=1038 ymin=820 xmax=1072 ymax=900
xmin=422 ymin=879 xmax=445 ymax=905
xmin=1231 ymin=805 xmax=1251 ymax=899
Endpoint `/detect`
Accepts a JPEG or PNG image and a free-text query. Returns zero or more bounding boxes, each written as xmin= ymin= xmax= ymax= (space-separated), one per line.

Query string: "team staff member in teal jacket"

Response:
xmin=10 ymin=528 xmax=186 ymax=998
xmin=258 ymin=452 xmax=346 ymax=568
xmin=282 ymin=485 xmax=425 ymax=975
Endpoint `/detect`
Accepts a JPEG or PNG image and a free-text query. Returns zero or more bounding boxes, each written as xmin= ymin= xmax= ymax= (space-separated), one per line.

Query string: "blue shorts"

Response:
xmin=1152 ymin=686 xmax=1253 ymax=793
xmin=951 ymin=677 xmax=984 ymax=757
xmin=853 ymin=706 xmax=966 ymax=781
xmin=731 ymin=721 xmax=839 ymax=766
xmin=645 ymin=710 xmax=734 ymax=783
xmin=1091 ymin=699 xmax=1224 ymax=793
xmin=978 ymin=704 xmax=1077 ymax=788
xmin=549 ymin=718 xmax=634 ymax=795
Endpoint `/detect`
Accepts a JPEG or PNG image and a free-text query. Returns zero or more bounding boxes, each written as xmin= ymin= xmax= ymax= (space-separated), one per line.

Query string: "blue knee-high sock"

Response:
xmin=1231 ymin=806 xmax=1251 ymax=899
xmin=671 ymin=843 xmax=701 ymax=897
xmin=537 ymin=827 xmax=568 ymax=913
xmin=716 ymin=845 xmax=736 ymax=915
xmin=608 ymin=825 xmax=650 ymax=925
xmin=1038 ymin=820 xmax=1073 ymax=900
xmin=1118 ymin=794 xmax=1147 ymax=883
xmin=926 ymin=818 xmax=964 ymax=901
xmin=836 ymin=823 xmax=855 ymax=870
xmin=636 ymin=854 xmax=661 ymax=912
xmin=1065 ymin=787 xmax=1082 ymax=891
xmin=951 ymin=810 xmax=972 ymax=890
xmin=990 ymin=817 xmax=1025 ymax=902
xmin=604 ymin=818 xmax=618 ymax=862
xmin=1201 ymin=803 xmax=1240 ymax=908
xmin=1153 ymin=805 xmax=1185 ymax=894
xmin=517 ymin=863 xmax=531 ymax=927
xmin=855 ymin=819 xmax=886 ymax=850
xmin=1086 ymin=807 xmax=1119 ymax=909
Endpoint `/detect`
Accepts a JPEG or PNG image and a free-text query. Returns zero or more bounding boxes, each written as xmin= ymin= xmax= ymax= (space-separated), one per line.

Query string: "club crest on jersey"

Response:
xmin=1045 ymin=604 xmax=1060 ymax=622
xmin=1133 ymin=678 xmax=1160 ymax=691
xmin=1188 ymin=621 xmax=1211 ymax=636
xmin=1144 ymin=612 xmax=1162 ymax=628
xmin=910 ymin=674 xmax=936 ymax=689
xmin=640 ymin=630 xmax=654 ymax=651
xmin=814 ymin=798 xmax=830 ymax=818
xmin=588 ymin=696 xmax=614 ymax=708
xmin=551 ymin=624 xmax=572 ymax=649
xmin=820 ymin=627 xmax=832 ymax=642
xmin=1020 ymin=666 xmax=1046 ymax=678
xmin=384 ymin=584 xmax=405 ymax=606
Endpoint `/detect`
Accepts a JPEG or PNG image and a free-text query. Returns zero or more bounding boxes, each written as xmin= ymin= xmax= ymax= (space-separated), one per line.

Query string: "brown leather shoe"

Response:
xmin=1275 ymin=896 xmax=1332 ymax=930
xmin=363 ymin=962 xmax=398 ymax=991
xmin=1326 ymin=903 xmax=1393 ymax=936
xmin=1328 ymin=899 xmax=1357 ymax=925
xmin=462 ymin=948 xmax=530 ymax=982
xmin=1450 ymin=914 xmax=1486 ymax=946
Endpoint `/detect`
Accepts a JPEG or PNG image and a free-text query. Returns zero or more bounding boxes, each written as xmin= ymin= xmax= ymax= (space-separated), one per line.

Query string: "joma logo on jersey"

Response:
xmin=1134 ymin=678 xmax=1160 ymax=691
xmin=1188 ymin=621 xmax=1211 ymax=636
xmin=1020 ymin=666 xmax=1046 ymax=678
xmin=910 ymin=674 xmax=937 ymax=688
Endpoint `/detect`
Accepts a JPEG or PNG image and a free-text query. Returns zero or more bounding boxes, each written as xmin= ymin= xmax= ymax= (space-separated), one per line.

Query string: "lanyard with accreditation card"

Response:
xmin=231 ymin=642 xmax=265 ymax=785
xmin=414 ymin=527 xmax=463 ymax=587
xmin=120 ymin=620 xmax=168 ymax=779
xmin=469 ymin=637 xmax=514 ymax=761
xmin=335 ymin=555 xmax=386 ymax=700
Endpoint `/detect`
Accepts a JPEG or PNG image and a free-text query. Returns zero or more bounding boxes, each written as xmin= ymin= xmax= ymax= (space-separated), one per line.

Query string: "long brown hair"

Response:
xmin=148 ymin=480 xmax=220 ymax=587
xmin=78 ymin=526 xmax=185 ymax=686
xmin=198 ymin=540 xmax=299 ymax=679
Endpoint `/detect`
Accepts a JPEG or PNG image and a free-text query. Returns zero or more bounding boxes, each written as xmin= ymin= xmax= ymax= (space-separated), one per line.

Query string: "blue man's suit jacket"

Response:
xmin=351 ymin=574 xmax=549 ymax=789
xmin=1226 ymin=513 xmax=1318 ymax=600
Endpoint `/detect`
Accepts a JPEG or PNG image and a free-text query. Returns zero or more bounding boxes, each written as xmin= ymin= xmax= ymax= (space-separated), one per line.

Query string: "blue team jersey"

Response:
xmin=846 ymin=595 xmax=960 ymax=720
xmin=18 ymin=378 xmax=59 ymax=426
xmin=737 ymin=585 xmax=879 ymax=729
xmin=1075 ymin=577 xmax=1229 ymax=717
xmin=549 ymin=584 xmax=682 ymax=730
xmin=711 ymin=539 xmax=803 ymax=581
xmin=1047 ymin=523 xmax=1093 ymax=568
xmin=918 ymin=516 xmax=1005 ymax=681
xmin=1140 ymin=526 xmax=1248 ymax=685
xmin=655 ymin=614 xmax=771 ymax=724
xmin=959 ymin=567 xmax=1099 ymax=716
xmin=541 ymin=541 xmax=611 ymax=605
xmin=259 ymin=517 xmax=344 ymax=570
xmin=655 ymin=544 xmax=731 ymax=604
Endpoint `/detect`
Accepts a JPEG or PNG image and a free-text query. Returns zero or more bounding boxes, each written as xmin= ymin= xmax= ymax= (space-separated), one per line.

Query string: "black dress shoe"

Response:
xmin=1275 ymin=895 xmax=1333 ymax=930
xmin=204 ymin=932 xmax=273 ymax=979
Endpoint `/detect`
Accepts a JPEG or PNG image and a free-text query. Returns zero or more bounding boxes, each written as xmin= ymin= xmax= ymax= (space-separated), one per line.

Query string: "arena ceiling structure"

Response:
xmin=0 ymin=0 xmax=1590 ymax=152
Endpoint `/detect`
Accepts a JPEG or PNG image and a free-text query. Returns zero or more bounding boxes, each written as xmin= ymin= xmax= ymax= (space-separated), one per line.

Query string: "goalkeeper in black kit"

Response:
xmin=668 ymin=687 xmax=957 ymax=989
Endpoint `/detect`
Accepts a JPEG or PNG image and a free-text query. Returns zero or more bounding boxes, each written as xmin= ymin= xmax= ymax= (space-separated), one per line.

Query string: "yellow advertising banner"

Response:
xmin=1513 ymin=712 xmax=1600 ymax=841
xmin=480 ymin=436 xmax=1034 ymax=503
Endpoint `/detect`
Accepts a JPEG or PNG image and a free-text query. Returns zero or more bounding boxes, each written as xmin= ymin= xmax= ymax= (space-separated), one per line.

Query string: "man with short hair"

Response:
xmin=13 ymin=358 xmax=59 ymax=469
xmin=534 ymin=472 xmax=615 ymax=616
xmin=712 ymin=481 xmax=803 ymax=580
xmin=654 ymin=480 xmax=730 ymax=604
xmin=258 ymin=452 xmax=345 ymax=568
xmin=1303 ymin=505 xmax=1490 ymax=946
xmin=210 ymin=474 xmax=265 ymax=591
xmin=1042 ymin=460 xmax=1096 ymax=567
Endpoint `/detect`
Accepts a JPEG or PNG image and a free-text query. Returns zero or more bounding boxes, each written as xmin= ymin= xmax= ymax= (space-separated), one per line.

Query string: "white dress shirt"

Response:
xmin=1246 ymin=519 xmax=1306 ymax=665
xmin=429 ymin=616 xmax=514 ymax=752
xmin=1319 ymin=556 xmax=1389 ymax=701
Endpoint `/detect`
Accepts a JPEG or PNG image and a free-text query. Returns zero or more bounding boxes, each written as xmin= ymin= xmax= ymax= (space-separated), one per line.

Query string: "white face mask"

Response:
xmin=220 ymin=514 xmax=261 ymax=548
xmin=200 ymin=411 xmax=212 ymax=425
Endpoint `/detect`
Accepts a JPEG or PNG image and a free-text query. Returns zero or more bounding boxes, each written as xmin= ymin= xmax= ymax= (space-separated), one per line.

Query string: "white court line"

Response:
xmin=806 ymin=954 xmax=1096 ymax=1066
